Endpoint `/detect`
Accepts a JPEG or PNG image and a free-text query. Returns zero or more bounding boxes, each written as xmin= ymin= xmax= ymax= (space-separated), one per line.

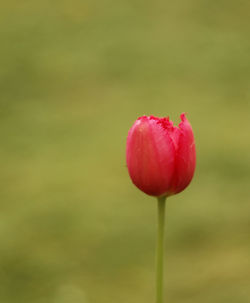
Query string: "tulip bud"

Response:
xmin=126 ymin=113 xmax=196 ymax=197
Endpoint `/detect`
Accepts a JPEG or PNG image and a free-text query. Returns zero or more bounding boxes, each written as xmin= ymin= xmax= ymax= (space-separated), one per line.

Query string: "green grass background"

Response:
xmin=1 ymin=0 xmax=250 ymax=302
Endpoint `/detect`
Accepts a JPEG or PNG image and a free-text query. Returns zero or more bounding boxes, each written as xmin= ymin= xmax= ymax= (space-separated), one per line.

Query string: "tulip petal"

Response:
xmin=126 ymin=116 xmax=176 ymax=196
xmin=170 ymin=113 xmax=196 ymax=194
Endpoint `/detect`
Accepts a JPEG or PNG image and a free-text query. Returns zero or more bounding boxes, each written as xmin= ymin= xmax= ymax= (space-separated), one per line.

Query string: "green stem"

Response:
xmin=156 ymin=196 xmax=166 ymax=303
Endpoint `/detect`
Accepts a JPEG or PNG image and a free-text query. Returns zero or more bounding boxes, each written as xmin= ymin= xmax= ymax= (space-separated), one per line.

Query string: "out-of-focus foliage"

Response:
xmin=0 ymin=0 xmax=250 ymax=302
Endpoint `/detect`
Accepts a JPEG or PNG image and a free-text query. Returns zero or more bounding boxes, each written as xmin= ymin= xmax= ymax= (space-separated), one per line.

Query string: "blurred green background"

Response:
xmin=1 ymin=0 xmax=250 ymax=302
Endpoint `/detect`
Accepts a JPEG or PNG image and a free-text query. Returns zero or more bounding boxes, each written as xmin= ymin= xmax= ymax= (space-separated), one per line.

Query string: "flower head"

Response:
xmin=126 ymin=113 xmax=196 ymax=197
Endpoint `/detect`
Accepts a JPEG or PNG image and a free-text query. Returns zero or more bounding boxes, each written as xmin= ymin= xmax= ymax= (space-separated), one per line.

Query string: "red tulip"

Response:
xmin=126 ymin=113 xmax=196 ymax=197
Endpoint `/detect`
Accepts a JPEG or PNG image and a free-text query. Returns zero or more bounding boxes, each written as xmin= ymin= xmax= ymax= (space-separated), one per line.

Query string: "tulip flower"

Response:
xmin=126 ymin=113 xmax=196 ymax=303
xmin=126 ymin=113 xmax=196 ymax=197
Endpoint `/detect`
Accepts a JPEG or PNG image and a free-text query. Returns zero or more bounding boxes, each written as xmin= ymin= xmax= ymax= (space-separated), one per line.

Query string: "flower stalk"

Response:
xmin=156 ymin=196 xmax=166 ymax=303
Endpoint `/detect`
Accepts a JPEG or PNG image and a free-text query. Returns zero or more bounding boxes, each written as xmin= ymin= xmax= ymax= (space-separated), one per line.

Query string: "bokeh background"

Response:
xmin=1 ymin=0 xmax=250 ymax=302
